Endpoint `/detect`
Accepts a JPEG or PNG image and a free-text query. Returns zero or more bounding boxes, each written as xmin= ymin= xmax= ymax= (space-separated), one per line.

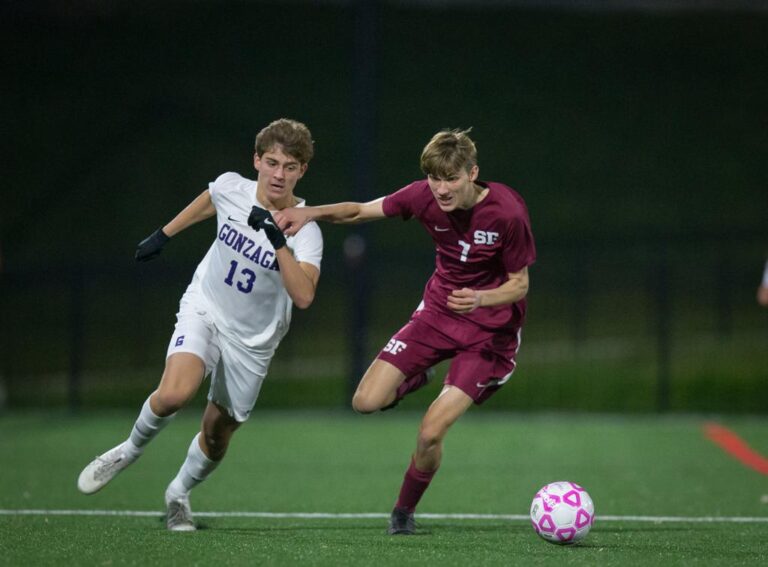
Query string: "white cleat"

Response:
xmin=165 ymin=490 xmax=196 ymax=532
xmin=77 ymin=442 xmax=138 ymax=495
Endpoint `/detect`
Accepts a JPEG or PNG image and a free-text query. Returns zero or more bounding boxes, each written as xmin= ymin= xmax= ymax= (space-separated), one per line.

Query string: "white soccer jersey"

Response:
xmin=183 ymin=172 xmax=323 ymax=351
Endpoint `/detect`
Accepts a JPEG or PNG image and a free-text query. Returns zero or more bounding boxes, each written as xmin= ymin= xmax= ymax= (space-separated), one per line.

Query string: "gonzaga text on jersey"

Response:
xmin=218 ymin=223 xmax=279 ymax=271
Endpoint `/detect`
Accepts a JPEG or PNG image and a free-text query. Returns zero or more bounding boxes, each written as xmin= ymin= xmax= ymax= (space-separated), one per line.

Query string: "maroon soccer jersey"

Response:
xmin=382 ymin=179 xmax=536 ymax=334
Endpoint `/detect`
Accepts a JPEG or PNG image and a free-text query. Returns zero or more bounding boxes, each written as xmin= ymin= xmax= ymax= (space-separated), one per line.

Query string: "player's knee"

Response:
xmin=202 ymin=432 xmax=230 ymax=461
xmin=152 ymin=390 xmax=189 ymax=415
xmin=417 ymin=423 xmax=444 ymax=452
xmin=351 ymin=391 xmax=379 ymax=414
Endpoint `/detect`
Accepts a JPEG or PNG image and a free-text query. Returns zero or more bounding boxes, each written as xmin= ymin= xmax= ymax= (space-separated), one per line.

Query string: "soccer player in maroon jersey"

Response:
xmin=275 ymin=128 xmax=536 ymax=535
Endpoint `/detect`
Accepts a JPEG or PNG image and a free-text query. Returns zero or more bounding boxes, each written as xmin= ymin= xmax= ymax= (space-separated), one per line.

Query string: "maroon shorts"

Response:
xmin=376 ymin=308 xmax=521 ymax=404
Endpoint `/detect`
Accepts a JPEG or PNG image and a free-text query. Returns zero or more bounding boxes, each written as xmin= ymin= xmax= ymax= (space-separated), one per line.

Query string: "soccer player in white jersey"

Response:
xmin=77 ymin=118 xmax=323 ymax=531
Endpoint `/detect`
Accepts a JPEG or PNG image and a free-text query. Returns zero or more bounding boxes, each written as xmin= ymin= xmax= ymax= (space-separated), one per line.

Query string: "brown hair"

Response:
xmin=420 ymin=128 xmax=477 ymax=178
xmin=255 ymin=118 xmax=314 ymax=164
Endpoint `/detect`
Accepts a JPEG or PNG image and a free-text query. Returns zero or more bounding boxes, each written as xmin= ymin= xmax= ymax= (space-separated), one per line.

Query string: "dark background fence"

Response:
xmin=2 ymin=1 xmax=767 ymax=413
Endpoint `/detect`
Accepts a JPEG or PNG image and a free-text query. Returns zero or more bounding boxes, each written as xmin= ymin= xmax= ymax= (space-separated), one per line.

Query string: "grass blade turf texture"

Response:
xmin=1 ymin=411 xmax=766 ymax=565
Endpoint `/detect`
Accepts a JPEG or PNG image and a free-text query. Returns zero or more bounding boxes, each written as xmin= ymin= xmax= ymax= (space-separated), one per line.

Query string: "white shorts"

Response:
xmin=166 ymin=293 xmax=274 ymax=422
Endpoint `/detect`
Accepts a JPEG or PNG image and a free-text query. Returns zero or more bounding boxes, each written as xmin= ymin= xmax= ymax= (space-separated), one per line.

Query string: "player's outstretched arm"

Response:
xmin=274 ymin=198 xmax=387 ymax=236
xmin=162 ymin=190 xmax=217 ymax=237
xmin=447 ymin=267 xmax=530 ymax=314
xmin=135 ymin=190 xmax=216 ymax=262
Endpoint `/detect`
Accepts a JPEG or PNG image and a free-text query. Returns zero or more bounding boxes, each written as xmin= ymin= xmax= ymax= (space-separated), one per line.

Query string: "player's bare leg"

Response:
xmin=77 ymin=353 xmax=205 ymax=495
xmin=151 ymin=352 xmax=207 ymax=416
xmin=352 ymin=360 xmax=434 ymax=413
xmin=352 ymin=359 xmax=406 ymax=413
xmin=389 ymin=386 xmax=473 ymax=535
xmin=413 ymin=385 xmax=473 ymax=471
xmin=199 ymin=400 xmax=242 ymax=461
xmin=165 ymin=401 xmax=240 ymax=531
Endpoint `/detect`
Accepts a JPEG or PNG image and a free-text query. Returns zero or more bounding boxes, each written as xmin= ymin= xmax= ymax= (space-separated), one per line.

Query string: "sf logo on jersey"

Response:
xmin=384 ymin=339 xmax=407 ymax=355
xmin=474 ymin=230 xmax=499 ymax=245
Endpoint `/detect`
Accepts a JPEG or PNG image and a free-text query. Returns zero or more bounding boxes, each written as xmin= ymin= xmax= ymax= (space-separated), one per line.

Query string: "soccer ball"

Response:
xmin=530 ymin=481 xmax=595 ymax=545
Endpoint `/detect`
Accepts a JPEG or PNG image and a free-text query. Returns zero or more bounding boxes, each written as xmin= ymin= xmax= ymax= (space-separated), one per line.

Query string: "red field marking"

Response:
xmin=703 ymin=422 xmax=768 ymax=475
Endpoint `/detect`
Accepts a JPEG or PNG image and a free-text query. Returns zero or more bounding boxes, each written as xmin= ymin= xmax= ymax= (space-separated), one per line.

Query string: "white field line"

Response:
xmin=0 ymin=509 xmax=767 ymax=523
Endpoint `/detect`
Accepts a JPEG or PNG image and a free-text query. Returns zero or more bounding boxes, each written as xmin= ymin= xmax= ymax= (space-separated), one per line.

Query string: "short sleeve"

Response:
xmin=502 ymin=213 xmax=536 ymax=273
xmin=291 ymin=221 xmax=323 ymax=271
xmin=381 ymin=181 xmax=424 ymax=220
xmin=207 ymin=172 xmax=241 ymax=202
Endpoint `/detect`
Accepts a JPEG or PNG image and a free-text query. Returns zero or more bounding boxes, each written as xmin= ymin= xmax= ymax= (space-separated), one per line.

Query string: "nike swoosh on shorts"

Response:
xmin=476 ymin=379 xmax=503 ymax=389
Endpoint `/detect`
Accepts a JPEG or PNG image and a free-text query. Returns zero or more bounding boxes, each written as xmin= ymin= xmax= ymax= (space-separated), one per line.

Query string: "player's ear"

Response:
xmin=253 ymin=152 xmax=261 ymax=171
xmin=298 ymin=163 xmax=308 ymax=179
xmin=469 ymin=165 xmax=479 ymax=181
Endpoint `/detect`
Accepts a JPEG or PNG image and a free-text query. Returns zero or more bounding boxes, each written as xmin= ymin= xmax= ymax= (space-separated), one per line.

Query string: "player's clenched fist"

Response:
xmin=447 ymin=287 xmax=482 ymax=313
xmin=272 ymin=208 xmax=311 ymax=236
xmin=135 ymin=228 xmax=170 ymax=262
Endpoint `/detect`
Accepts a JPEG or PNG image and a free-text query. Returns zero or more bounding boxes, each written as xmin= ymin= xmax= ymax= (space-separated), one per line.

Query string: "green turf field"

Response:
xmin=1 ymin=411 xmax=766 ymax=565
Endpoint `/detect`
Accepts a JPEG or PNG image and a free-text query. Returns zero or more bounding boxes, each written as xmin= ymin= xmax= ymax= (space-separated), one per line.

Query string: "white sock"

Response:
xmin=166 ymin=433 xmax=220 ymax=501
xmin=126 ymin=396 xmax=175 ymax=458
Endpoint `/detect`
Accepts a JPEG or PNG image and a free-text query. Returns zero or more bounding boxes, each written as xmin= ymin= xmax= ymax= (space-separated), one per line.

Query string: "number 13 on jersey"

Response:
xmin=224 ymin=260 xmax=256 ymax=293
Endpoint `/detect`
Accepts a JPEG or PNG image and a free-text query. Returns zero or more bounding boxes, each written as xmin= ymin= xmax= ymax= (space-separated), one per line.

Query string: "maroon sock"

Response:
xmin=395 ymin=457 xmax=437 ymax=513
xmin=394 ymin=371 xmax=429 ymax=401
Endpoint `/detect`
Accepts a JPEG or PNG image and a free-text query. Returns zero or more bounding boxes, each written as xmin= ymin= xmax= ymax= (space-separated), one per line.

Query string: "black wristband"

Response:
xmin=267 ymin=226 xmax=287 ymax=250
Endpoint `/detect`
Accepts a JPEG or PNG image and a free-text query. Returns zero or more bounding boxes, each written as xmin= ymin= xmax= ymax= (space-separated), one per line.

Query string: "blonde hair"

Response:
xmin=420 ymin=128 xmax=477 ymax=178
xmin=255 ymin=118 xmax=314 ymax=164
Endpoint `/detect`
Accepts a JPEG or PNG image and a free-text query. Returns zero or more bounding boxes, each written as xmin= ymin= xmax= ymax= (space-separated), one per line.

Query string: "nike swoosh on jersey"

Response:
xmin=434 ymin=226 xmax=450 ymax=232
xmin=227 ymin=215 xmax=242 ymax=223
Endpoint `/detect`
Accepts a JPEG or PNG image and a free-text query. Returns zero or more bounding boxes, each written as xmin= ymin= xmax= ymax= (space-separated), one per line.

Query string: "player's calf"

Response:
xmin=380 ymin=367 xmax=436 ymax=411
